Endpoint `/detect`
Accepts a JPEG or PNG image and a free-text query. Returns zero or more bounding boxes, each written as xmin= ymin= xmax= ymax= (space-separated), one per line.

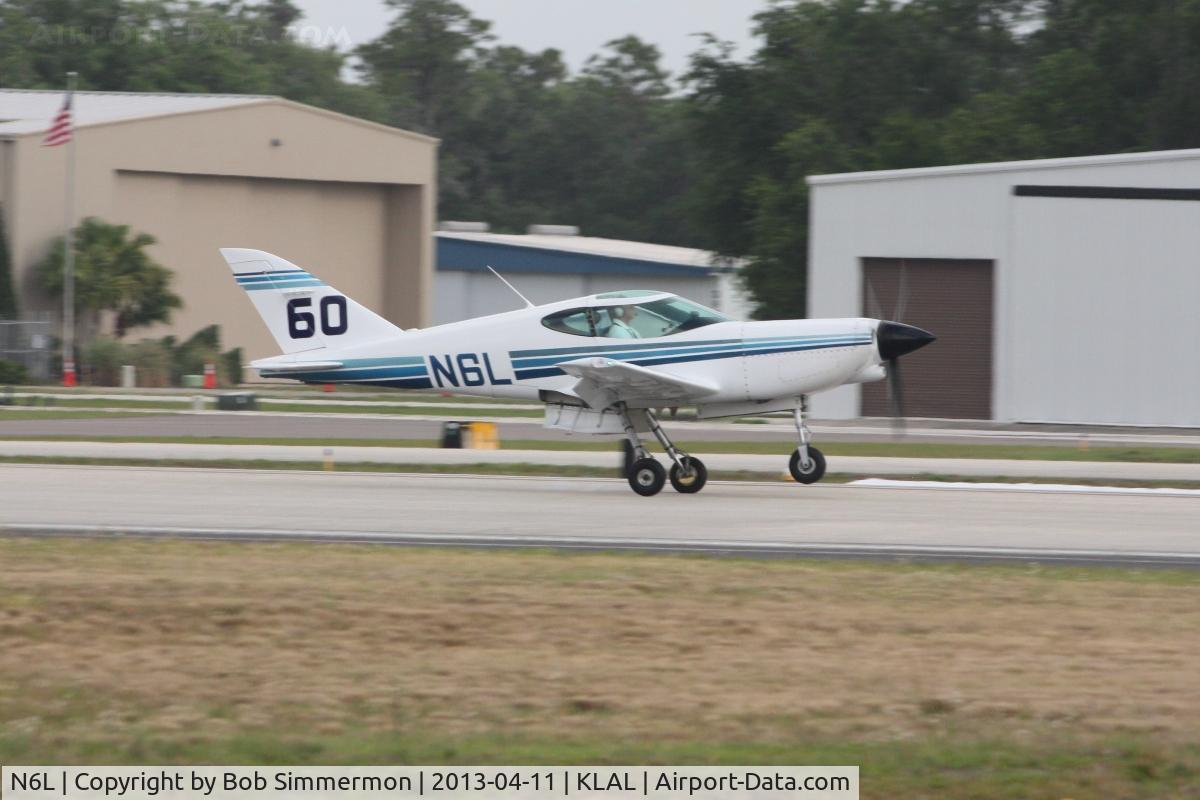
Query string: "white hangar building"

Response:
xmin=807 ymin=149 xmax=1200 ymax=427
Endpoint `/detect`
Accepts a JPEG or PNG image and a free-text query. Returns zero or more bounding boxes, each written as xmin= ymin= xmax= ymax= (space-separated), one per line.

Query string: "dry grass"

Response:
xmin=2 ymin=538 xmax=1199 ymax=758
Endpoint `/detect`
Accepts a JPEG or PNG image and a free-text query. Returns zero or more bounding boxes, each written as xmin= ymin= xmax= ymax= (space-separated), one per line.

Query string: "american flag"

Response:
xmin=42 ymin=91 xmax=73 ymax=147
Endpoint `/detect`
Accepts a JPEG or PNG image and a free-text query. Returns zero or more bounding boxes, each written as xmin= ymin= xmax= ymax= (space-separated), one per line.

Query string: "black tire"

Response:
xmin=789 ymin=446 xmax=826 ymax=484
xmin=627 ymin=457 xmax=666 ymax=496
xmin=669 ymin=457 xmax=708 ymax=494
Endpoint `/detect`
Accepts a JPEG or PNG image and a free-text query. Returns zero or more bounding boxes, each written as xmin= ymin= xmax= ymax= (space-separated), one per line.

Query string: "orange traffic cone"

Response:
xmin=63 ymin=360 xmax=77 ymax=387
xmin=202 ymin=362 xmax=216 ymax=390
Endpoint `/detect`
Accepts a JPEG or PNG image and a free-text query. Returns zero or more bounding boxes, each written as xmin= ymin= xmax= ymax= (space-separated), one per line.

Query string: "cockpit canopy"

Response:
xmin=542 ymin=294 xmax=728 ymax=339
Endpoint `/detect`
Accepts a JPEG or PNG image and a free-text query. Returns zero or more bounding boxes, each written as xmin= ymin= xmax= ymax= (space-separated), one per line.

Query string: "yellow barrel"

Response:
xmin=464 ymin=421 xmax=500 ymax=450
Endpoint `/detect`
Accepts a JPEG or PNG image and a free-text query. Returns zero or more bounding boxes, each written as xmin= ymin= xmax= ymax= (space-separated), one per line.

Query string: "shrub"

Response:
xmin=128 ymin=339 xmax=173 ymax=388
xmin=83 ymin=337 xmax=127 ymax=386
xmin=0 ymin=358 xmax=28 ymax=385
xmin=168 ymin=325 xmax=221 ymax=385
xmin=222 ymin=347 xmax=244 ymax=386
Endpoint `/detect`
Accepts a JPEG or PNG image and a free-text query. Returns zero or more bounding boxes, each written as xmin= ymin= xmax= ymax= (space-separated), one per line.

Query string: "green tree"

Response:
xmin=36 ymin=217 xmax=182 ymax=341
xmin=742 ymin=120 xmax=854 ymax=319
xmin=438 ymin=44 xmax=569 ymax=225
xmin=355 ymin=0 xmax=493 ymax=134
xmin=684 ymin=0 xmax=1036 ymax=317
xmin=518 ymin=36 xmax=697 ymax=244
xmin=0 ymin=0 xmax=378 ymax=119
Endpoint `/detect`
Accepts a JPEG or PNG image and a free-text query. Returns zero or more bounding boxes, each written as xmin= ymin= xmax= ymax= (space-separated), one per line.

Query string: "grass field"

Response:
xmin=1 ymin=539 xmax=1198 ymax=797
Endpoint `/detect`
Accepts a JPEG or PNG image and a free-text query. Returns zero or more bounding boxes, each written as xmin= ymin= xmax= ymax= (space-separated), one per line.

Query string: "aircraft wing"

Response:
xmin=558 ymin=357 xmax=719 ymax=409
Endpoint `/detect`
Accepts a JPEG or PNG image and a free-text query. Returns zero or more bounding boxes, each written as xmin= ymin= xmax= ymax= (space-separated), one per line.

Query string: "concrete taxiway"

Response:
xmin=2 ymin=464 xmax=1197 ymax=567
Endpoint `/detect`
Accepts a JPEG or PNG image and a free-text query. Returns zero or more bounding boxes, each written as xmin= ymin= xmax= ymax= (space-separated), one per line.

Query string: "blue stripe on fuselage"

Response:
xmin=512 ymin=338 xmax=871 ymax=380
xmin=509 ymin=335 xmax=867 ymax=368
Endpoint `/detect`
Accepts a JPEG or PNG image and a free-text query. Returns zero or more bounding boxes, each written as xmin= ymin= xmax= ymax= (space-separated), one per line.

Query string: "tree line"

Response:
xmin=3 ymin=0 xmax=1199 ymax=318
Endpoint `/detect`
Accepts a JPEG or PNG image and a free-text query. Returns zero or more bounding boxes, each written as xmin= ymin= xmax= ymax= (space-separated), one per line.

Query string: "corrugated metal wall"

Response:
xmin=860 ymin=259 xmax=993 ymax=419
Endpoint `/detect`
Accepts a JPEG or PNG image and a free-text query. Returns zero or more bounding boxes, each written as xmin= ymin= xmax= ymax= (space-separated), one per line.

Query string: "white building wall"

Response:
xmin=809 ymin=150 xmax=1200 ymax=426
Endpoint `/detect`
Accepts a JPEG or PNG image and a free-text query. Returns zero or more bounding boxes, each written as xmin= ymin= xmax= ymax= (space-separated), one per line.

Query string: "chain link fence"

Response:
xmin=0 ymin=312 xmax=56 ymax=382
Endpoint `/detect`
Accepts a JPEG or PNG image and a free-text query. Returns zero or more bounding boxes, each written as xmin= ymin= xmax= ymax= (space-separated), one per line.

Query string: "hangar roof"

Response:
xmin=0 ymin=89 xmax=437 ymax=144
xmin=0 ymin=89 xmax=270 ymax=136
xmin=436 ymin=231 xmax=743 ymax=278
xmin=809 ymin=147 xmax=1200 ymax=185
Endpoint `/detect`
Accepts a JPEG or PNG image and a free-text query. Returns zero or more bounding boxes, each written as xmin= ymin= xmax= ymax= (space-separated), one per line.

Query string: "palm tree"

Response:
xmin=36 ymin=217 xmax=183 ymax=341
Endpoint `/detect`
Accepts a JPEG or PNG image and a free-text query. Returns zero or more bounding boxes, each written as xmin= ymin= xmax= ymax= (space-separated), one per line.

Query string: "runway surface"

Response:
xmin=3 ymin=464 xmax=1198 ymax=567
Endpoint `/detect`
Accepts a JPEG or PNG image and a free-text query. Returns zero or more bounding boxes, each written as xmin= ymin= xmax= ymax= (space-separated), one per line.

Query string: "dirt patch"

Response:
xmin=1 ymin=538 xmax=1198 ymax=747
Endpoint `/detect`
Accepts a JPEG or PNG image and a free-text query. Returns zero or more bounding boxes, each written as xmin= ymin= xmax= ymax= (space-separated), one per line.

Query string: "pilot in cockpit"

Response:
xmin=608 ymin=305 xmax=641 ymax=338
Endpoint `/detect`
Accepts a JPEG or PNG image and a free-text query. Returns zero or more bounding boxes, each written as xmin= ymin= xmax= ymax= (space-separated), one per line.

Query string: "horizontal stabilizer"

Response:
xmin=251 ymin=358 xmax=344 ymax=374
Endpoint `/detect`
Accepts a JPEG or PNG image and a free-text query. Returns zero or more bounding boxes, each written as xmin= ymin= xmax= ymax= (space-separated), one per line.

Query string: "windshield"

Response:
xmin=541 ymin=296 xmax=728 ymax=339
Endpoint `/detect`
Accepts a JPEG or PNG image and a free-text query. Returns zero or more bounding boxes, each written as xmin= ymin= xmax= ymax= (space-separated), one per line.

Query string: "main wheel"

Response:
xmin=789 ymin=446 xmax=826 ymax=484
xmin=627 ymin=457 xmax=666 ymax=496
xmin=669 ymin=457 xmax=708 ymax=494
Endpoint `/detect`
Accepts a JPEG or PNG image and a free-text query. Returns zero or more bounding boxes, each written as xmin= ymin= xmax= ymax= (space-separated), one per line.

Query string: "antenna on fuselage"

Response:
xmin=486 ymin=265 xmax=534 ymax=308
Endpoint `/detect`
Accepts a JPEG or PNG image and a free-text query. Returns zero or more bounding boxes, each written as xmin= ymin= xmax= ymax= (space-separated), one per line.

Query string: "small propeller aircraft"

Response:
xmin=221 ymin=248 xmax=934 ymax=496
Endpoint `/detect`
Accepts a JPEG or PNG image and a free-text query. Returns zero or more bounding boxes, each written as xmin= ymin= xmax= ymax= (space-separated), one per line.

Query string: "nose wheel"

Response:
xmin=790 ymin=397 xmax=827 ymax=485
xmin=789 ymin=447 xmax=826 ymax=484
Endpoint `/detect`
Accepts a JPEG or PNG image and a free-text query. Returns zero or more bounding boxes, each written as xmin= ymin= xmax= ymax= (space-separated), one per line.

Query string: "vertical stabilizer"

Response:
xmin=220 ymin=248 xmax=403 ymax=355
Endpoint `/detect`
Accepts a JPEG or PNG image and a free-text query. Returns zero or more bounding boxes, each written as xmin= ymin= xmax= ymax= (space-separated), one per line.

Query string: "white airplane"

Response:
xmin=221 ymin=248 xmax=934 ymax=496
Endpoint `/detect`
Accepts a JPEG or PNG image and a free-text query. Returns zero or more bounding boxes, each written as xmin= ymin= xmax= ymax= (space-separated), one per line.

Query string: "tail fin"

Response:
xmin=220 ymin=248 xmax=403 ymax=355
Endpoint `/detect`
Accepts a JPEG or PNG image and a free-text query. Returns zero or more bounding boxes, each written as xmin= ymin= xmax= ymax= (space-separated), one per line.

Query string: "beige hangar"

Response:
xmin=0 ymin=90 xmax=437 ymax=361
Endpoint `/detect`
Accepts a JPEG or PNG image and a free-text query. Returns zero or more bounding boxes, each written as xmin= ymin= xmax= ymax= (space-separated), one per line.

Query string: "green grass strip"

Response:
xmin=1 ymin=433 xmax=1198 ymax=464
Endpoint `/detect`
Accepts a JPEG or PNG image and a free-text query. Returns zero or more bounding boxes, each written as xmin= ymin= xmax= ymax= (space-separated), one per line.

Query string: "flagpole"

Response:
xmin=62 ymin=71 xmax=77 ymax=387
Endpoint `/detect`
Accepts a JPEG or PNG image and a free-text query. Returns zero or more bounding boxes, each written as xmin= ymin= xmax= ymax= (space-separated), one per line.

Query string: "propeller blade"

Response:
xmin=865 ymin=277 xmax=883 ymax=321
xmin=875 ymin=321 xmax=933 ymax=439
xmin=887 ymin=358 xmax=907 ymax=437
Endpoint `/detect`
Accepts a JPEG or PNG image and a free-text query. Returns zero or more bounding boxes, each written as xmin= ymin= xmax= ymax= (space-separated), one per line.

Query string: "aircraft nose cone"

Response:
xmin=877 ymin=321 xmax=936 ymax=360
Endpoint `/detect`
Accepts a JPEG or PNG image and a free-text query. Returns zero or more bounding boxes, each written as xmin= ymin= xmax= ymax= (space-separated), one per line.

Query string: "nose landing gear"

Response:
xmin=789 ymin=398 xmax=827 ymax=484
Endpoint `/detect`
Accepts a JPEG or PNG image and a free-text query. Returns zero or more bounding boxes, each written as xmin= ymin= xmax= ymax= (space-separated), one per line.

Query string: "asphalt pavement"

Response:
xmin=3 ymin=465 xmax=1198 ymax=567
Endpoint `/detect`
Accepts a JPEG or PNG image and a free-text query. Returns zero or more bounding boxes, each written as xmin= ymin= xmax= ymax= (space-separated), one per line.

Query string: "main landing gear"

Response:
xmin=619 ymin=403 xmax=707 ymax=497
xmin=789 ymin=397 xmax=826 ymax=484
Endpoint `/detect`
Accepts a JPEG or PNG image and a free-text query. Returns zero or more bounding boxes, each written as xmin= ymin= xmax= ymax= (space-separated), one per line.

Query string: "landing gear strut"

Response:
xmin=789 ymin=396 xmax=826 ymax=484
xmin=619 ymin=404 xmax=707 ymax=496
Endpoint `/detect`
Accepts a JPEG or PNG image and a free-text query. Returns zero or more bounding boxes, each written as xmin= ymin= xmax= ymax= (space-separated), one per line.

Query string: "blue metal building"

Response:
xmin=435 ymin=229 xmax=752 ymax=324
